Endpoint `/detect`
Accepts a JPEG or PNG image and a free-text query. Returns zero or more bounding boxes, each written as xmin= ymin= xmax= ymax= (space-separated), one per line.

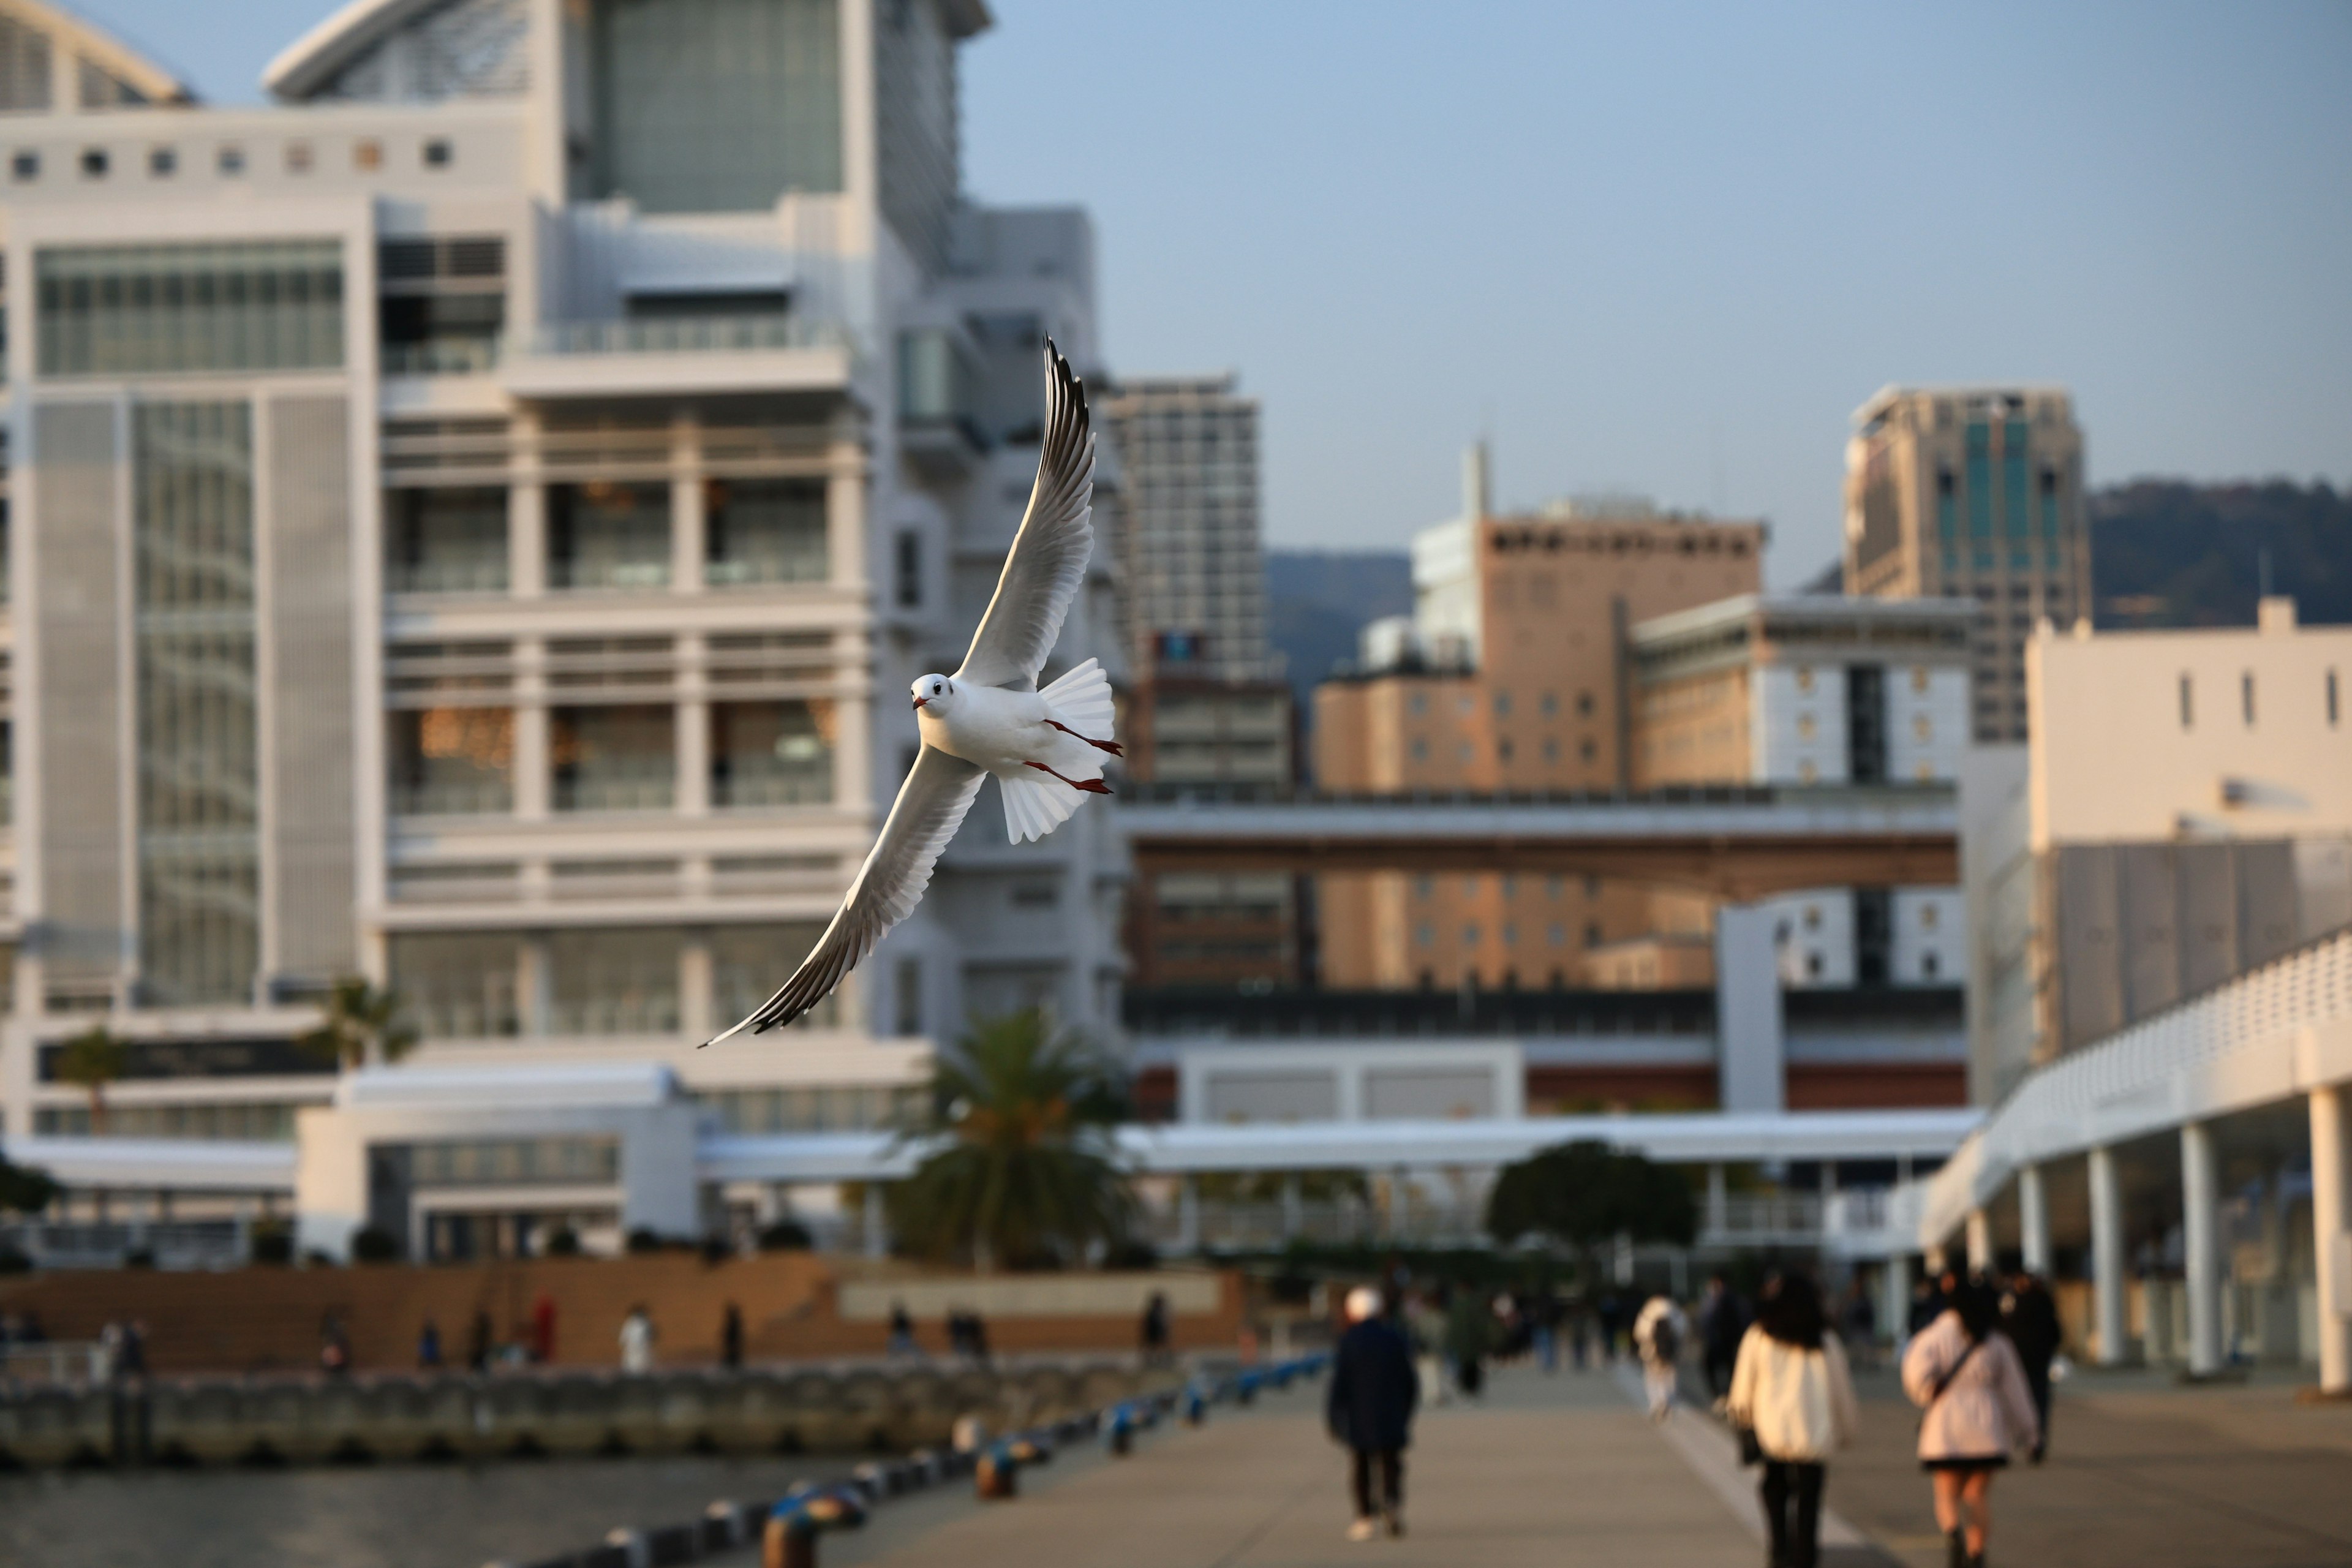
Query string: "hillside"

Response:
xmin=2090 ymin=480 xmax=2350 ymax=628
xmin=1264 ymin=549 xmax=1413 ymax=707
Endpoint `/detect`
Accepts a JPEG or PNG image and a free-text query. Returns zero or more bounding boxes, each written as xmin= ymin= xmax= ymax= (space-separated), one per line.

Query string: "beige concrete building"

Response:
xmin=1843 ymin=385 xmax=2089 ymax=743
xmin=1312 ymin=472 xmax=1765 ymax=989
xmin=1967 ymin=600 xmax=2352 ymax=1102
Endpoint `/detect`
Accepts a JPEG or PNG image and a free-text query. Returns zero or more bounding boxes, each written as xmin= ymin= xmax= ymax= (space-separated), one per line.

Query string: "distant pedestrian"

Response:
xmin=1904 ymin=1277 xmax=2040 ymax=1568
xmin=1327 ymin=1286 xmax=1417 ymax=1542
xmin=467 ymin=1307 xmax=493 ymax=1373
xmin=2000 ymin=1272 xmax=2060 ymax=1461
xmin=1140 ymin=1291 xmax=1171 ymax=1364
xmin=319 ymin=1311 xmax=351 ymax=1376
xmin=619 ymin=1304 xmax=657 ymax=1374
xmin=1698 ymin=1273 xmax=1748 ymax=1398
xmin=1406 ymin=1291 xmax=1449 ymax=1406
xmin=1633 ymin=1294 xmax=1685 ymax=1420
xmin=1442 ymin=1284 xmax=1493 ymax=1398
xmin=1841 ymin=1278 xmax=1879 ymax=1372
xmin=721 ymin=1302 xmax=744 ymax=1370
xmin=888 ymin=1302 xmax=920 ymax=1359
xmin=418 ymin=1317 xmax=443 ymax=1370
xmin=120 ymin=1319 xmax=149 ymax=1380
xmin=1532 ymin=1290 xmax=1561 ymax=1374
xmin=530 ymin=1291 xmax=559 ymax=1365
xmin=1728 ymin=1272 xmax=1859 ymax=1568
xmin=1597 ymin=1291 xmax=1627 ymax=1361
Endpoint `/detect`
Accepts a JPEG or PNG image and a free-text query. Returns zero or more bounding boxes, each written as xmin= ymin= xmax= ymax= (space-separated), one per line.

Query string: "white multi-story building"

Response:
xmin=0 ymin=0 xmax=1127 ymax=1250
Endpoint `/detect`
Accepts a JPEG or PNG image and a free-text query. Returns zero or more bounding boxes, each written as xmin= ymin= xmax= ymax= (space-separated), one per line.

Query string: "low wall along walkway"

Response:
xmin=0 ymin=1255 xmax=1244 ymax=1376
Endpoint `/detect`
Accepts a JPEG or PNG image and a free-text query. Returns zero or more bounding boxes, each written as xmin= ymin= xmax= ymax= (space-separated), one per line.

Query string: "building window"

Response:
xmin=217 ymin=144 xmax=244 ymax=175
xmin=1462 ymin=924 xmax=1481 ymax=947
xmin=2179 ymin=673 xmax=2193 ymax=729
xmin=377 ymin=234 xmax=506 ymax=375
xmin=546 ymin=927 xmax=680 ymax=1035
xmin=894 ymin=529 xmax=922 ymax=608
xmin=353 ymin=138 xmax=383 ymax=172
xmin=710 ymin=700 xmax=835 ymax=807
xmin=1497 ymin=738 xmax=1513 ymax=763
xmin=423 ymin=138 xmax=453 ymax=168
xmin=134 ymin=403 xmax=259 ymax=1006
xmin=548 ymin=480 xmax=669 ymax=590
xmin=1920 ymin=903 xmax=1940 ymax=930
xmin=37 ymin=240 xmax=344 ymax=376
xmin=1414 ymin=876 xmax=1433 ymax=899
xmin=551 ymin=704 xmax=675 ymax=811
xmin=1796 ymin=712 xmax=1817 ymax=741
xmin=147 ymin=146 xmax=175 ymax=176
xmin=1794 ymin=666 xmax=1814 ymax=693
xmin=2242 ymin=671 xmax=2256 ymax=726
xmin=285 ymin=140 xmax=313 ymax=173
xmin=1494 ymin=690 xmax=1512 ymax=716
xmin=1415 ymin=924 xmax=1434 ymax=949
xmin=1806 ymin=952 xmax=1824 ymax=978
xmin=1540 ymin=692 xmax=1558 ymax=715
xmin=1410 ymin=737 xmax=1428 ymax=761
xmin=387 ymin=487 xmax=508 ymax=592
xmin=1548 ymin=923 xmax=1565 ymax=946
xmin=78 ymin=146 xmax=106 ymax=178
xmin=1583 ymin=922 xmax=1602 ymax=949
xmin=1577 ymin=691 xmax=1594 ymax=717
xmin=390 ymin=707 xmax=514 ymax=815
xmin=706 ymin=477 xmax=826 ymax=586
xmin=1921 ymin=951 xmax=1941 ymax=979
xmin=390 ymin=932 xmax=521 ymax=1038
xmin=1913 ymin=714 xmax=1931 ymax=741
xmin=1578 ymin=738 xmax=1597 ymax=763
xmin=9 ymin=150 xmax=35 ymax=181
xmin=1911 ymin=666 xmax=1929 ymax=693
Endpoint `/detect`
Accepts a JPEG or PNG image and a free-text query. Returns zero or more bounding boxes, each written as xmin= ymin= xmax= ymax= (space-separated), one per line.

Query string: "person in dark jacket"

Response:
xmin=2001 ymin=1271 xmax=2061 ymax=1460
xmin=1327 ymin=1285 xmax=1419 ymax=1541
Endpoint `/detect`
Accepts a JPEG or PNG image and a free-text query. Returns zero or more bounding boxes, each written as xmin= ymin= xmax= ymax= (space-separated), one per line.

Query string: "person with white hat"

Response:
xmin=1326 ymin=1284 xmax=1419 ymax=1540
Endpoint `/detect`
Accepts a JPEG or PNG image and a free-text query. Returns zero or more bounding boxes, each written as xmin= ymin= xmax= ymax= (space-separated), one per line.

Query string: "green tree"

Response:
xmin=1485 ymin=1139 xmax=1696 ymax=1275
xmin=54 ymin=1027 xmax=127 ymax=1133
xmin=885 ymin=1010 xmax=1133 ymax=1270
xmin=0 ymin=1150 xmax=59 ymax=1214
xmin=297 ymin=977 xmax=418 ymax=1071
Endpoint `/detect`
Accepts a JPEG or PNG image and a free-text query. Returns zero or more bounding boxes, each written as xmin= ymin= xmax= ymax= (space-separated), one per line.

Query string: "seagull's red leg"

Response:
xmin=1044 ymin=719 xmax=1124 ymax=757
xmin=1025 ymin=760 xmax=1112 ymax=794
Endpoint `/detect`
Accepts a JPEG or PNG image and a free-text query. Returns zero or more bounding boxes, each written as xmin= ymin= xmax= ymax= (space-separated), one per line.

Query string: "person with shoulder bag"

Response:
xmin=1902 ymin=1276 xmax=2041 ymax=1568
xmin=1726 ymin=1271 xmax=1860 ymax=1568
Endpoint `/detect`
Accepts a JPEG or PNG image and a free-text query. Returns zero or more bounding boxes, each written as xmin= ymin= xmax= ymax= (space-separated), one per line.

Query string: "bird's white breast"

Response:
xmin=919 ymin=686 xmax=1046 ymax=775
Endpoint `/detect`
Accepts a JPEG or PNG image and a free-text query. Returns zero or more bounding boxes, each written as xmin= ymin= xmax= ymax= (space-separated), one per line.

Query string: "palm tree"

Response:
xmin=886 ymin=1009 xmax=1133 ymax=1270
xmin=298 ymin=977 xmax=418 ymax=1071
xmin=54 ymin=1027 xmax=127 ymax=1133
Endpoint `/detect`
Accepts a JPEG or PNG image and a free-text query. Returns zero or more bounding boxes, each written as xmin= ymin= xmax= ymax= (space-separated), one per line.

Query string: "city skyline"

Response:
xmin=74 ymin=0 xmax=2352 ymax=582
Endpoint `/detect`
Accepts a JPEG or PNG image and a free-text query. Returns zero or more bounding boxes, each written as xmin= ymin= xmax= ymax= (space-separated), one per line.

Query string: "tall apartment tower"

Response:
xmin=1314 ymin=458 xmax=1765 ymax=989
xmin=1101 ymin=375 xmax=1270 ymax=682
xmin=1842 ymin=386 xmax=2089 ymax=742
xmin=0 ymin=0 xmax=1128 ymax=1230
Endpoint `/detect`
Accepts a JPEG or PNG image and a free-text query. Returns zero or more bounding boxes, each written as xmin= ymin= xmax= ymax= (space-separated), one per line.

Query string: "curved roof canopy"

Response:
xmin=3 ymin=0 xmax=195 ymax=106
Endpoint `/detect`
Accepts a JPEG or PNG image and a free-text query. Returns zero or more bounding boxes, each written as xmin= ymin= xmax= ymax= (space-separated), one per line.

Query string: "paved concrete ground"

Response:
xmin=735 ymin=1359 xmax=2352 ymax=1568
xmin=1822 ymin=1366 xmax=2352 ymax=1568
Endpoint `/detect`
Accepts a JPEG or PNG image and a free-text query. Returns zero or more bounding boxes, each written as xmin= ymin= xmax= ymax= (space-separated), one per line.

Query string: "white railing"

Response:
xmin=1 ymin=1218 xmax=249 ymax=1272
xmin=525 ymin=315 xmax=848 ymax=358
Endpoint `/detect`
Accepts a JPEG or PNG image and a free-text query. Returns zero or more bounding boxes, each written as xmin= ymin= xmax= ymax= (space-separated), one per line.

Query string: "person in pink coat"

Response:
xmin=1902 ymin=1275 xmax=2042 ymax=1568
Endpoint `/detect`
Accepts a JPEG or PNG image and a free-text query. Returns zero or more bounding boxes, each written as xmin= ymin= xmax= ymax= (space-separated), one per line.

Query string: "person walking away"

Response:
xmin=1632 ymin=1293 xmax=1686 ymax=1420
xmin=1728 ymin=1272 xmax=1860 ymax=1568
xmin=418 ymin=1317 xmax=443 ymax=1370
xmin=2000 ymin=1272 xmax=2059 ymax=1460
xmin=619 ymin=1305 xmax=657 ymax=1374
xmin=888 ymin=1302 xmax=920 ymax=1359
xmin=1532 ymin=1289 xmax=1561 ymax=1374
xmin=1327 ymin=1286 xmax=1417 ymax=1542
xmin=1904 ymin=1277 xmax=2040 ymax=1568
xmin=1841 ymin=1278 xmax=1879 ymax=1372
xmin=1140 ymin=1291 xmax=1171 ymax=1364
xmin=530 ymin=1291 xmax=559 ymax=1365
xmin=1443 ymin=1283 xmax=1494 ymax=1399
xmin=1700 ymin=1273 xmax=1747 ymax=1398
xmin=720 ymin=1302 xmax=744 ymax=1370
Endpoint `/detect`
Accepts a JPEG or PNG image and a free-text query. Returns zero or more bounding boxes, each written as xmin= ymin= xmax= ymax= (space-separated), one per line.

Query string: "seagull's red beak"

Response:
xmin=911 ymin=696 xmax=929 ymax=709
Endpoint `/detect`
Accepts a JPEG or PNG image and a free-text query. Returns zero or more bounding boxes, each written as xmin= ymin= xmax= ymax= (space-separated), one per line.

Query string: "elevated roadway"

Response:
xmin=1118 ymin=782 xmax=1958 ymax=897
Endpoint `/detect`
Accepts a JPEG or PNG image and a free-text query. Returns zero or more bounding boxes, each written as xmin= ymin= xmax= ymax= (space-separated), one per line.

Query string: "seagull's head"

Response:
xmin=910 ymin=673 xmax=957 ymax=715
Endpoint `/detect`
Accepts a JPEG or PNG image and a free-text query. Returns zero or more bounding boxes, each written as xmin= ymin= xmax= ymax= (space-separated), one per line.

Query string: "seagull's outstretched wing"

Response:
xmin=704 ymin=746 xmax=985 ymax=1044
xmin=953 ymin=339 xmax=1095 ymax=690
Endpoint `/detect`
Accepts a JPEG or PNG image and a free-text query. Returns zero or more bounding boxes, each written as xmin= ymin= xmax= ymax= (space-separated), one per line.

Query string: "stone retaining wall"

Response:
xmin=0 ymin=1359 xmax=1180 ymax=1469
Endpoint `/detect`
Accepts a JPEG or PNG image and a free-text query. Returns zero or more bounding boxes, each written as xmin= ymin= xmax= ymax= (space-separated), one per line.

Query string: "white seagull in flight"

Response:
xmin=706 ymin=341 xmax=1118 ymax=1046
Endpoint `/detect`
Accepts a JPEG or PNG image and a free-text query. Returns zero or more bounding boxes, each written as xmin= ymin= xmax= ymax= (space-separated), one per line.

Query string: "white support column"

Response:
xmin=2018 ymin=1162 xmax=2051 ymax=1277
xmin=1965 ymin=1207 xmax=1993 ymax=1277
xmin=862 ymin=1183 xmax=888 ymax=1261
xmin=2089 ymin=1144 xmax=2127 ymax=1366
xmin=1882 ymin=1253 xmax=1913 ymax=1352
xmin=1705 ymin=1163 xmax=1728 ymax=1237
xmin=1714 ymin=905 xmax=1785 ymax=1113
xmin=2311 ymin=1085 xmax=2352 ymax=1394
xmin=2181 ymin=1120 xmax=2223 ymax=1377
xmin=1176 ymin=1175 xmax=1200 ymax=1255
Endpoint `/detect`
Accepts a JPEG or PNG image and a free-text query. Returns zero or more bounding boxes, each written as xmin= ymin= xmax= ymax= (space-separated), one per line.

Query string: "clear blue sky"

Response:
xmin=78 ymin=0 xmax=2352 ymax=581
